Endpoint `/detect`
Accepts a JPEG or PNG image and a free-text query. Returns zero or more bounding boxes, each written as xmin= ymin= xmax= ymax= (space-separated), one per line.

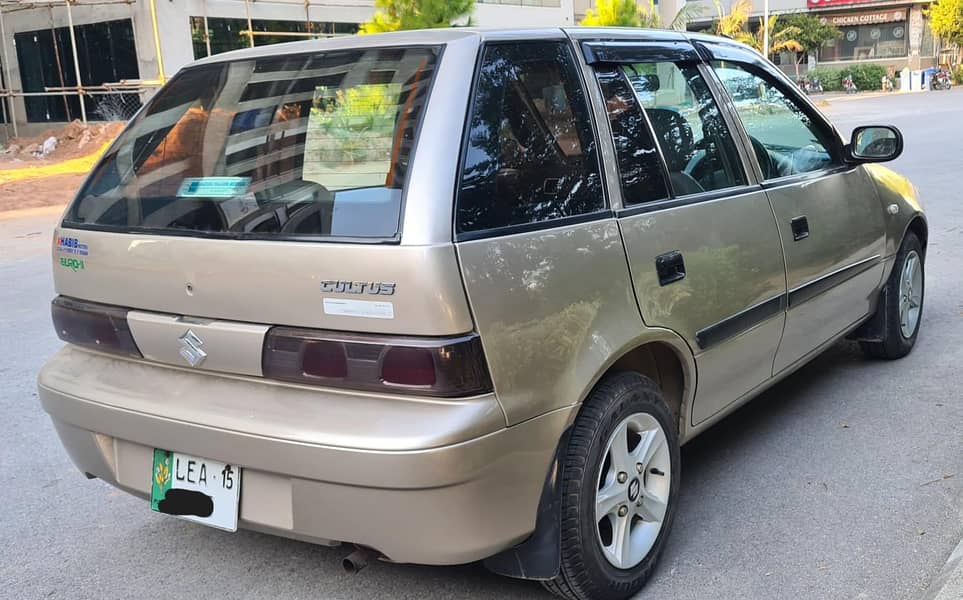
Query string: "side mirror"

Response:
xmin=848 ymin=125 xmax=903 ymax=163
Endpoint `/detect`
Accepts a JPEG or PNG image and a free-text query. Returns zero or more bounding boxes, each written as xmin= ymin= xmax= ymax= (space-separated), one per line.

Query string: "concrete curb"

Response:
xmin=821 ymin=89 xmax=927 ymax=104
xmin=923 ymin=536 xmax=963 ymax=600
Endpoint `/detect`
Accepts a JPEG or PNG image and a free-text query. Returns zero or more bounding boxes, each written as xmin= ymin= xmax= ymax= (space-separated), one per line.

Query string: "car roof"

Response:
xmin=188 ymin=27 xmax=744 ymax=67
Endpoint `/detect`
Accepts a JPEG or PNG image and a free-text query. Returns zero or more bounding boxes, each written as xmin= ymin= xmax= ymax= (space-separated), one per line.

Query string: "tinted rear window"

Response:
xmin=65 ymin=47 xmax=439 ymax=241
xmin=456 ymin=42 xmax=604 ymax=235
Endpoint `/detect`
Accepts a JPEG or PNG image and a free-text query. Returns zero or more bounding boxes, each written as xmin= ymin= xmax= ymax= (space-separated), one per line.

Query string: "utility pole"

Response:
xmin=763 ymin=0 xmax=770 ymax=60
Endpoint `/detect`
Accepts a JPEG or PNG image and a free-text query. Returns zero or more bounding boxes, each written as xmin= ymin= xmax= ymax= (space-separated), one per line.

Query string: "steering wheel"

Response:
xmin=684 ymin=148 xmax=707 ymax=178
xmin=749 ymin=136 xmax=776 ymax=179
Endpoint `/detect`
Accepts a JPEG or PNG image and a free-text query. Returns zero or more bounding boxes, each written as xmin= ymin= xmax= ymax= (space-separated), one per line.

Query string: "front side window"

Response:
xmin=619 ymin=62 xmax=746 ymax=197
xmin=456 ymin=42 xmax=604 ymax=235
xmin=712 ymin=61 xmax=839 ymax=179
xmin=66 ymin=47 xmax=438 ymax=240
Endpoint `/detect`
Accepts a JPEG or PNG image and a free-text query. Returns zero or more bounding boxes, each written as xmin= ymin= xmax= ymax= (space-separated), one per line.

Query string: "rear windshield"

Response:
xmin=65 ymin=46 xmax=439 ymax=241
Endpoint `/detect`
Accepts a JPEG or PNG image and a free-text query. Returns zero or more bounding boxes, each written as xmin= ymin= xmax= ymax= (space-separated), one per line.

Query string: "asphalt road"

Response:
xmin=2 ymin=90 xmax=962 ymax=600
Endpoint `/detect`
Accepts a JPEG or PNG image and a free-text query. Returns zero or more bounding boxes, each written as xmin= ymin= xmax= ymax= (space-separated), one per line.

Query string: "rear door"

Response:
xmin=581 ymin=40 xmax=787 ymax=427
xmin=702 ymin=42 xmax=886 ymax=373
xmin=453 ymin=38 xmax=647 ymax=426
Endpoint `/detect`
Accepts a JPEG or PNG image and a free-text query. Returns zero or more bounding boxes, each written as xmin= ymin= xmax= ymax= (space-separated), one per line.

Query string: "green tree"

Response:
xmin=778 ymin=12 xmax=842 ymax=76
xmin=580 ymin=0 xmax=705 ymax=30
xmin=359 ymin=0 xmax=475 ymax=34
xmin=925 ymin=0 xmax=963 ymax=63
xmin=711 ymin=0 xmax=756 ymax=45
xmin=752 ymin=15 xmax=803 ymax=59
xmin=581 ymin=0 xmax=661 ymax=28
xmin=710 ymin=0 xmax=801 ymax=61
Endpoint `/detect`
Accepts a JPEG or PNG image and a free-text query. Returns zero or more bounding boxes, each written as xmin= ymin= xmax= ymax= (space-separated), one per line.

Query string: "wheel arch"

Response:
xmin=483 ymin=331 xmax=696 ymax=581
xmin=904 ymin=214 xmax=928 ymax=255
xmin=852 ymin=214 xmax=928 ymax=343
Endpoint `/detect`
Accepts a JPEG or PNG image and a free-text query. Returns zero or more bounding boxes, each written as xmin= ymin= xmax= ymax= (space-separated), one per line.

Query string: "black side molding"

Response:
xmin=789 ymin=255 xmax=882 ymax=308
xmin=696 ymin=294 xmax=786 ymax=350
xmin=693 ymin=255 xmax=883 ymax=351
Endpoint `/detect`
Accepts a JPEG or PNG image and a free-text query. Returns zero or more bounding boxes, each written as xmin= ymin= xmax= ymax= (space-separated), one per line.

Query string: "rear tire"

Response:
xmin=542 ymin=372 xmax=680 ymax=600
xmin=860 ymin=232 xmax=924 ymax=359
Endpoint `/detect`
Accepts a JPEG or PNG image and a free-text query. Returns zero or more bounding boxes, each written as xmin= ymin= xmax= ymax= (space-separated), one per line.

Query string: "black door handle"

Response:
xmin=655 ymin=251 xmax=686 ymax=286
xmin=791 ymin=216 xmax=809 ymax=241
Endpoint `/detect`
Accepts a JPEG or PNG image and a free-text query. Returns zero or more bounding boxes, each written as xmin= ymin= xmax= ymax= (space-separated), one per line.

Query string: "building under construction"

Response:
xmin=0 ymin=0 xmax=575 ymax=136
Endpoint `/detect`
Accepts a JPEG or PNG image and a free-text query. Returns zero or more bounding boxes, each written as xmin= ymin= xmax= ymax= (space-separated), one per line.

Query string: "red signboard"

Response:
xmin=808 ymin=0 xmax=883 ymax=8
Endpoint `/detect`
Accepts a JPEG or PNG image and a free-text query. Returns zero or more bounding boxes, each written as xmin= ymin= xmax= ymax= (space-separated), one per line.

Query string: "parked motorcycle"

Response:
xmin=843 ymin=74 xmax=858 ymax=94
xmin=931 ymin=69 xmax=952 ymax=91
xmin=797 ymin=77 xmax=824 ymax=95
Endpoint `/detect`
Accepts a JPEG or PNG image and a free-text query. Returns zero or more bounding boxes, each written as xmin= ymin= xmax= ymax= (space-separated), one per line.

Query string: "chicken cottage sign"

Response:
xmin=818 ymin=9 xmax=907 ymax=26
xmin=808 ymin=0 xmax=884 ymax=7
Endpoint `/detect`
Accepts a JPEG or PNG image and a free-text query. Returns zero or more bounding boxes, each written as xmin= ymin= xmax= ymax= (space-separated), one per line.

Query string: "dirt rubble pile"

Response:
xmin=1 ymin=120 xmax=125 ymax=164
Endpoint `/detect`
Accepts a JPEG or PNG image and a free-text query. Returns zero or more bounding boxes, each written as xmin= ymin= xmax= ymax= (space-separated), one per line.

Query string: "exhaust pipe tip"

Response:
xmin=342 ymin=548 xmax=369 ymax=574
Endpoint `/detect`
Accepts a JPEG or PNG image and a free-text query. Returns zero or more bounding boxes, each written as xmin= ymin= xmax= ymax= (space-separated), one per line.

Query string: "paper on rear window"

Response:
xmin=65 ymin=47 xmax=439 ymax=241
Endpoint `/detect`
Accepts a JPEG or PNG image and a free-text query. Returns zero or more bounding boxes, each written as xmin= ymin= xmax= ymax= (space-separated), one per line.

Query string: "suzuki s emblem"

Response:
xmin=178 ymin=329 xmax=207 ymax=367
xmin=627 ymin=478 xmax=641 ymax=503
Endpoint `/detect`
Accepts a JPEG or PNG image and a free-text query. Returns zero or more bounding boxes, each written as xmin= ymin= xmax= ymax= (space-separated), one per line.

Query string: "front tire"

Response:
xmin=861 ymin=232 xmax=924 ymax=359
xmin=543 ymin=372 xmax=680 ymax=600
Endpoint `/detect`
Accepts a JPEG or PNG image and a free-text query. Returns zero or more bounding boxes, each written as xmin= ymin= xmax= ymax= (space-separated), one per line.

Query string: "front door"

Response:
xmin=585 ymin=43 xmax=788 ymax=427
xmin=707 ymin=54 xmax=886 ymax=373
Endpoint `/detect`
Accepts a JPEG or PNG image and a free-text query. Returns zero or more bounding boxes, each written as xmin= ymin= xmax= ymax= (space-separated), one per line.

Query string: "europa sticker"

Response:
xmin=58 ymin=257 xmax=85 ymax=272
xmin=55 ymin=235 xmax=89 ymax=257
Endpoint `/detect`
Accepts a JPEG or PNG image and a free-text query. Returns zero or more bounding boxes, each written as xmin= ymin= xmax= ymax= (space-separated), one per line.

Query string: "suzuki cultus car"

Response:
xmin=40 ymin=28 xmax=925 ymax=600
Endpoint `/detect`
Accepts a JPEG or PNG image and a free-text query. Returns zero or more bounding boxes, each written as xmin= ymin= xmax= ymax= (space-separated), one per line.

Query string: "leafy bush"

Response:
xmin=808 ymin=67 xmax=844 ymax=91
xmin=850 ymin=64 xmax=889 ymax=90
xmin=954 ymin=64 xmax=963 ymax=84
xmin=808 ymin=64 xmax=888 ymax=92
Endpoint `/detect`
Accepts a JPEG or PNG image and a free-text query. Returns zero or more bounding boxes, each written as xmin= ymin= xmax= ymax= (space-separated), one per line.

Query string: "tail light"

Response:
xmin=262 ymin=327 xmax=493 ymax=397
xmin=51 ymin=296 xmax=142 ymax=358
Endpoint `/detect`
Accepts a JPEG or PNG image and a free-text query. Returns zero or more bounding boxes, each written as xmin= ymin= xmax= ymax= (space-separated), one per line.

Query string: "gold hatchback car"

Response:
xmin=40 ymin=28 xmax=925 ymax=600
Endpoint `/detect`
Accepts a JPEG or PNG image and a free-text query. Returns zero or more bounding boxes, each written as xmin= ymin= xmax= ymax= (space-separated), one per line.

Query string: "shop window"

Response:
xmin=14 ymin=19 xmax=140 ymax=123
xmin=820 ymin=17 xmax=908 ymax=62
xmin=921 ymin=19 xmax=936 ymax=57
xmin=190 ymin=17 xmax=359 ymax=59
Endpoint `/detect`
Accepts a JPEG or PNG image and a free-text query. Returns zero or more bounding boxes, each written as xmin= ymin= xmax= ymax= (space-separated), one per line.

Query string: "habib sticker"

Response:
xmin=177 ymin=177 xmax=251 ymax=198
xmin=55 ymin=235 xmax=89 ymax=257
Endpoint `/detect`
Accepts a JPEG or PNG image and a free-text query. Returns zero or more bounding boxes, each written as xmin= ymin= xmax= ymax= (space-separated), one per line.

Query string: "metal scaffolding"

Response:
xmin=0 ymin=0 xmax=358 ymax=140
xmin=0 ymin=0 xmax=159 ymax=139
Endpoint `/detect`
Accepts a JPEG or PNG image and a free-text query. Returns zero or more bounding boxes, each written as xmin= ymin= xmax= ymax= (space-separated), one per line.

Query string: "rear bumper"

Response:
xmin=38 ymin=346 xmax=574 ymax=565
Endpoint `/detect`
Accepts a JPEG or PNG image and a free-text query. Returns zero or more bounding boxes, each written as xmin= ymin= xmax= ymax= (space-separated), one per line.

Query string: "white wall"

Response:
xmin=474 ymin=0 xmax=575 ymax=27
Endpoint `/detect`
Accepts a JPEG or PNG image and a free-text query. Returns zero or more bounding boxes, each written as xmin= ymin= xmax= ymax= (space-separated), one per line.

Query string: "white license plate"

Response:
xmin=150 ymin=449 xmax=241 ymax=532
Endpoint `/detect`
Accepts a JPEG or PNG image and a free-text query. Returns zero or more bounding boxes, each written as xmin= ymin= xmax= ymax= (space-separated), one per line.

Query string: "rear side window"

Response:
xmin=65 ymin=47 xmax=439 ymax=241
xmin=456 ymin=42 xmax=604 ymax=235
xmin=595 ymin=66 xmax=670 ymax=206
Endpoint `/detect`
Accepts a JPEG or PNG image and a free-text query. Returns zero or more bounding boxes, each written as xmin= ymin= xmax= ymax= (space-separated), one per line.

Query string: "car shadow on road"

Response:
xmin=257 ymin=342 xmax=869 ymax=599
xmin=267 ymin=341 xmax=869 ymax=599
xmin=76 ymin=341 xmax=871 ymax=600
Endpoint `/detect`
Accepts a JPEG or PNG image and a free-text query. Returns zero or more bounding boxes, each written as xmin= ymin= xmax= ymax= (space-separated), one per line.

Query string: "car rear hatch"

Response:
xmin=50 ymin=32 xmax=487 ymax=394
